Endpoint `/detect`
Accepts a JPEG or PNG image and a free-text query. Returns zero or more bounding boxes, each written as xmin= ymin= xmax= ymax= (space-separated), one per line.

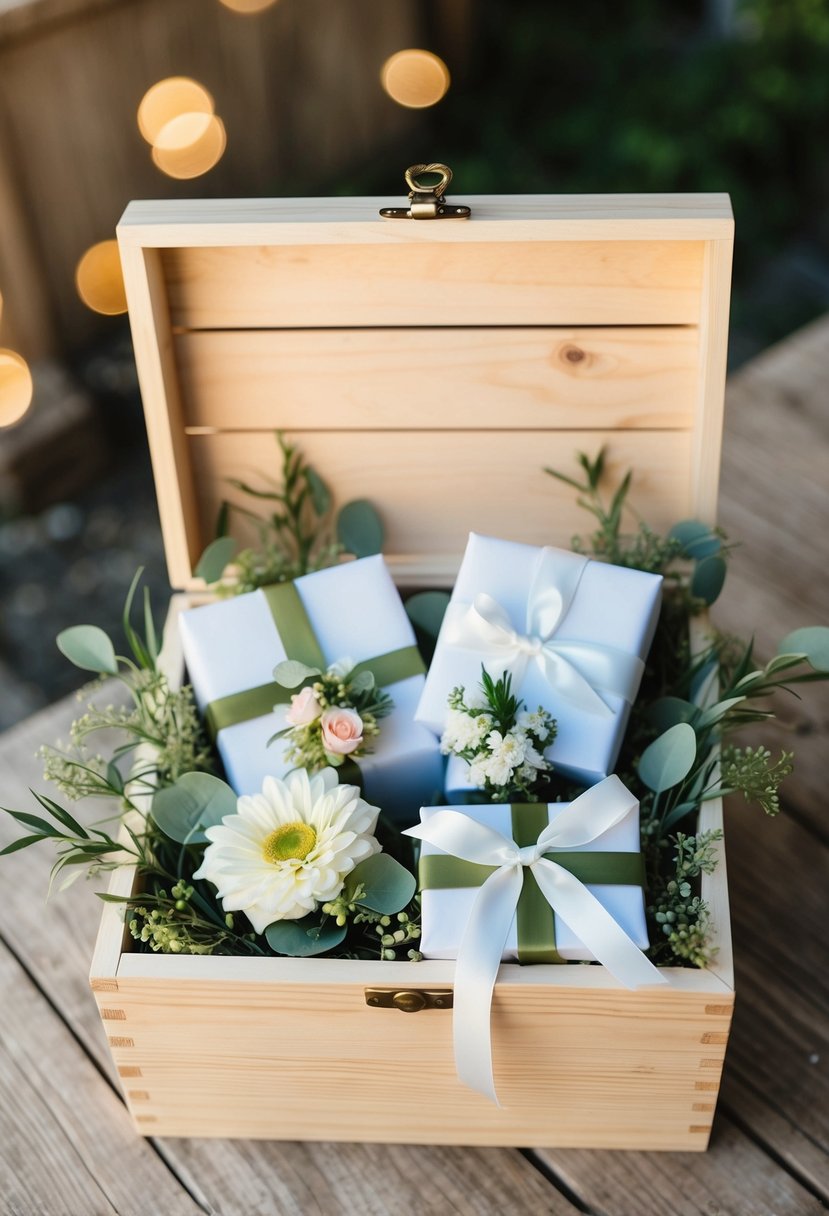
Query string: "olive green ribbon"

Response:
xmin=204 ymin=582 xmax=425 ymax=740
xmin=418 ymin=802 xmax=645 ymax=965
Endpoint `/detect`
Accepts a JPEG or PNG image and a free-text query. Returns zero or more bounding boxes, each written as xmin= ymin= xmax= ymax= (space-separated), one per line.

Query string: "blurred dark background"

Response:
xmin=1 ymin=0 xmax=828 ymax=727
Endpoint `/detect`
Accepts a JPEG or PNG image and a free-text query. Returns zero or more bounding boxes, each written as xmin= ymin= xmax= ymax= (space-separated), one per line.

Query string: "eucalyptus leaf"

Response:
xmin=405 ymin=591 xmax=451 ymax=640
xmin=57 ymin=625 xmax=118 ymax=675
xmin=345 ymin=852 xmax=416 ymax=914
xmin=638 ymin=722 xmax=698 ymax=794
xmin=777 ymin=626 xmax=829 ymax=672
xmin=151 ymin=772 xmax=237 ymax=844
xmin=691 ymin=554 xmax=727 ymax=604
xmin=273 ymin=659 xmax=321 ymax=688
xmin=304 ymin=466 xmax=332 ymax=516
xmin=337 ymin=500 xmax=384 ymax=558
xmin=669 ymin=519 xmax=721 ymax=559
xmin=646 ymin=696 xmax=699 ymax=731
xmin=265 ymin=916 xmax=346 ymax=957
xmin=195 ymin=536 xmax=238 ymax=585
xmin=349 ymin=670 xmax=376 ymax=694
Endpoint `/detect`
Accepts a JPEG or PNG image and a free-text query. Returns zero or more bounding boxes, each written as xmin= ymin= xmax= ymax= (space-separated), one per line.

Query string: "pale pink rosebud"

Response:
xmin=320 ymin=707 xmax=364 ymax=755
xmin=286 ymin=686 xmax=323 ymax=727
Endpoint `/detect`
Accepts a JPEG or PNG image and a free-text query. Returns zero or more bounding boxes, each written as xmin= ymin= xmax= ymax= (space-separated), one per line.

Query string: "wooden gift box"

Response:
xmin=91 ymin=191 xmax=735 ymax=1150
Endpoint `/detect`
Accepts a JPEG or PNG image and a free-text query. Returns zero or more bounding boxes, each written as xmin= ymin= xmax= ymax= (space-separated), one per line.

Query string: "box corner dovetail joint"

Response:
xmin=92 ymin=190 xmax=735 ymax=1149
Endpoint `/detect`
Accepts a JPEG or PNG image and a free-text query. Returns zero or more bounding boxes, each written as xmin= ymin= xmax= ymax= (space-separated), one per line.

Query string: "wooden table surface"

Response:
xmin=1 ymin=317 xmax=828 ymax=1215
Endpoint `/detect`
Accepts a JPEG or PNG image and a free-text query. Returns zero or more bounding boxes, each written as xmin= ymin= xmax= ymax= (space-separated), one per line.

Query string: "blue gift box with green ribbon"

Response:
xmin=179 ymin=555 xmax=444 ymax=823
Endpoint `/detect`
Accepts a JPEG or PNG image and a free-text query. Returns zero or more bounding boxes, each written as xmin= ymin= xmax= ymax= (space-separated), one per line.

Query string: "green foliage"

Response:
xmin=151 ymin=773 xmax=237 ymax=844
xmin=198 ymin=433 xmax=385 ymax=593
xmin=265 ymin=914 xmax=347 ymax=957
xmin=545 ymin=450 xmax=686 ymax=576
xmin=57 ymin=625 xmax=118 ymax=675
xmin=647 ymin=831 xmax=723 ymax=967
xmin=778 ymin=625 xmax=829 ymax=671
xmin=638 ymin=722 xmax=697 ymax=794
xmin=195 ymin=537 xmax=238 ymax=585
xmin=336 ymin=499 xmax=385 ymax=559
xmin=123 ymin=881 xmax=265 ymax=956
xmin=342 ymin=852 xmax=417 ymax=914
xmin=719 ymin=745 xmax=793 ymax=816
xmin=405 ymin=591 xmax=451 ymax=640
xmin=264 ymin=854 xmax=419 ymax=957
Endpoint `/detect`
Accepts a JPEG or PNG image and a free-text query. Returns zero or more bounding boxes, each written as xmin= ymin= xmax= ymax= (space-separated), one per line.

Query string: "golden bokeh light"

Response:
xmin=0 ymin=349 xmax=34 ymax=427
xmin=75 ymin=240 xmax=128 ymax=316
xmin=153 ymin=110 xmax=215 ymax=152
xmin=218 ymin=0 xmax=279 ymax=11
xmin=151 ymin=114 xmax=227 ymax=179
xmin=381 ymin=49 xmax=450 ymax=109
xmin=137 ymin=77 xmax=214 ymax=146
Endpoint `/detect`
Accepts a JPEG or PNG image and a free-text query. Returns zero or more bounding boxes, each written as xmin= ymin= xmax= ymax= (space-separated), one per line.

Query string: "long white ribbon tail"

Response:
xmin=452 ymin=864 xmax=523 ymax=1105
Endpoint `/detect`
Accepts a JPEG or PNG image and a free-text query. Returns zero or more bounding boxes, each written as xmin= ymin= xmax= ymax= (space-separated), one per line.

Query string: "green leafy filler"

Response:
xmin=194 ymin=431 xmax=385 ymax=593
xmin=546 ymin=449 xmax=827 ymax=966
xmin=2 ymin=445 xmax=828 ymax=970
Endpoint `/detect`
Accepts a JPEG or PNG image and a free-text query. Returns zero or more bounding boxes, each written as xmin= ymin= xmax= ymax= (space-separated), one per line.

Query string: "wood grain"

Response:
xmin=535 ymin=1116 xmax=826 ymax=1216
xmin=0 ymin=939 xmax=201 ymax=1216
xmin=716 ymin=314 xmax=829 ymax=836
xmin=187 ymin=429 xmax=695 ymax=588
xmin=161 ymin=239 xmax=706 ymax=330
xmin=176 ymin=326 xmax=699 ymax=433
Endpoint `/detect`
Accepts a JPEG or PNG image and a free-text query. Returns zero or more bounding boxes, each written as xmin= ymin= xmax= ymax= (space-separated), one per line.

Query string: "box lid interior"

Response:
xmin=117 ymin=192 xmax=734 ymax=591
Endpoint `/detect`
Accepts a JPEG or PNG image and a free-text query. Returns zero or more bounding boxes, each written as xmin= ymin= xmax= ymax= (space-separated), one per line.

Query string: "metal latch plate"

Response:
xmin=365 ymin=988 xmax=453 ymax=1012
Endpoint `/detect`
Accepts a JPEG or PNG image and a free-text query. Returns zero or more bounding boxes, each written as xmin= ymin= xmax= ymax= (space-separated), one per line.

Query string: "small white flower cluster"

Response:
xmin=441 ymin=677 xmax=557 ymax=800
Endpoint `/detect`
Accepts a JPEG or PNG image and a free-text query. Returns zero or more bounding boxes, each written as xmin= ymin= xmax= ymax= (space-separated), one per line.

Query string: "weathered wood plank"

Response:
xmin=716 ymin=314 xmax=829 ymax=836
xmin=176 ymin=326 xmax=699 ymax=433
xmin=721 ymin=804 xmax=829 ymax=1183
xmin=534 ymin=1116 xmax=826 ymax=1216
xmin=0 ymin=938 xmax=201 ymax=1216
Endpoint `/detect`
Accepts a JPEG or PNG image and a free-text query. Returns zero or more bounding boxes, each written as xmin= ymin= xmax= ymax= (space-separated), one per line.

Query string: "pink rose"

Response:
xmin=286 ymin=686 xmax=322 ymax=727
xmin=320 ymin=707 xmax=364 ymax=755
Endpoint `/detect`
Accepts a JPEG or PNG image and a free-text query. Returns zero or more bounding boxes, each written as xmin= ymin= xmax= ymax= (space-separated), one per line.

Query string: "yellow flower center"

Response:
xmin=262 ymin=821 xmax=317 ymax=864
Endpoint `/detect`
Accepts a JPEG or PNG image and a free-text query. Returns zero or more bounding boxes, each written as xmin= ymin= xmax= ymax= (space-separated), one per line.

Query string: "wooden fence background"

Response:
xmin=0 ymin=0 xmax=470 ymax=359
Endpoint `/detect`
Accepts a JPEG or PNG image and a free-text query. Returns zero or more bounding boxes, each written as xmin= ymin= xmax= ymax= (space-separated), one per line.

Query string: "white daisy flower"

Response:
xmin=192 ymin=768 xmax=380 ymax=934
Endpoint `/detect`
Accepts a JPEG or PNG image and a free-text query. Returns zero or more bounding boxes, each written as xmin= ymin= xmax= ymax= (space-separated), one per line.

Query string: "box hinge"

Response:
xmin=379 ymin=163 xmax=470 ymax=221
xmin=365 ymin=988 xmax=453 ymax=1012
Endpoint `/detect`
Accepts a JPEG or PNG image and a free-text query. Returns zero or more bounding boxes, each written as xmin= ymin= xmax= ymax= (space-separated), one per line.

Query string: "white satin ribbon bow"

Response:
xmin=444 ymin=547 xmax=645 ymax=717
xmin=404 ymin=775 xmax=666 ymax=1106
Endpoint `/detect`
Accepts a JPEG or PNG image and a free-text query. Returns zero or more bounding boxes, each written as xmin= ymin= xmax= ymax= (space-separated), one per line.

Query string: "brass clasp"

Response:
xmin=379 ymin=163 xmax=470 ymax=221
xmin=365 ymin=988 xmax=453 ymax=1012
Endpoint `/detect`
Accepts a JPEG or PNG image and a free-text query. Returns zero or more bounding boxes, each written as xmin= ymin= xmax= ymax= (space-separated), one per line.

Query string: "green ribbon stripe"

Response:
xmin=205 ymin=582 xmax=424 ymax=739
xmin=419 ymin=803 xmax=645 ymax=966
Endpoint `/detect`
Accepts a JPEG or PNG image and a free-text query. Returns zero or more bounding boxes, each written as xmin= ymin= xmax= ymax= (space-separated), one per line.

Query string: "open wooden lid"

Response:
xmin=117 ymin=191 xmax=733 ymax=591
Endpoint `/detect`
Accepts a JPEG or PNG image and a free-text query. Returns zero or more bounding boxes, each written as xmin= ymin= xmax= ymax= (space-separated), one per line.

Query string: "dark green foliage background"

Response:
xmin=347 ymin=0 xmax=829 ymax=364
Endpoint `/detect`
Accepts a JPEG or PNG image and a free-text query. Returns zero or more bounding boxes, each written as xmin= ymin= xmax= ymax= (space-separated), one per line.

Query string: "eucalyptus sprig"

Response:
xmin=545 ymin=448 xmax=730 ymax=605
xmin=194 ymin=432 xmax=385 ymax=593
